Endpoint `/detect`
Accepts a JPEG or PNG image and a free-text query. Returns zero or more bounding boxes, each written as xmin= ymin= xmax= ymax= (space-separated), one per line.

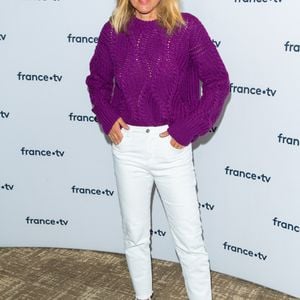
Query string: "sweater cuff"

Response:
xmin=92 ymin=105 xmax=120 ymax=135
xmin=167 ymin=118 xmax=211 ymax=146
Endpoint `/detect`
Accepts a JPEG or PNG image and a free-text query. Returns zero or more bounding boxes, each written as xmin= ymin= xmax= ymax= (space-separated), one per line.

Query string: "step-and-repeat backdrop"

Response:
xmin=1 ymin=1 xmax=299 ymax=298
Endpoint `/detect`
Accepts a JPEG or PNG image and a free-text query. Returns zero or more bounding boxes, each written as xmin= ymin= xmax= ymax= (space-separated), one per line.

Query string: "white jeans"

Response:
xmin=111 ymin=124 xmax=212 ymax=300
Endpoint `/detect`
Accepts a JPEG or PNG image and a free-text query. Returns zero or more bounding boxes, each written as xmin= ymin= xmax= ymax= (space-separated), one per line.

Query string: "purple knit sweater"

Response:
xmin=86 ymin=12 xmax=230 ymax=146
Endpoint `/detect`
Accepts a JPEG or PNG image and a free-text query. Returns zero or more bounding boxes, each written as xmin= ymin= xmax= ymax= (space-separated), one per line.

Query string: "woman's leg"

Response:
xmin=152 ymin=135 xmax=212 ymax=300
xmin=111 ymin=127 xmax=154 ymax=300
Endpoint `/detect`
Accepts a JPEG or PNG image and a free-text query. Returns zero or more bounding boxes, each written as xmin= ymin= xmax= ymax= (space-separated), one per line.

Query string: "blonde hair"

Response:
xmin=109 ymin=0 xmax=186 ymax=36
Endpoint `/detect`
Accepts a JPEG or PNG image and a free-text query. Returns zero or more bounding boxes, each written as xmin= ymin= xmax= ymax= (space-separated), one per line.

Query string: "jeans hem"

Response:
xmin=135 ymin=290 xmax=153 ymax=299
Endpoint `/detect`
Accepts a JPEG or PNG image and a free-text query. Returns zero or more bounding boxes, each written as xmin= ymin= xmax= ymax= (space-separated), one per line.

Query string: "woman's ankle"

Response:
xmin=135 ymin=291 xmax=153 ymax=300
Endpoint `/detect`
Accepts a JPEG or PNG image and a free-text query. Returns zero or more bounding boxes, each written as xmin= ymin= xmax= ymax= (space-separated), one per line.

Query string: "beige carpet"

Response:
xmin=0 ymin=247 xmax=298 ymax=300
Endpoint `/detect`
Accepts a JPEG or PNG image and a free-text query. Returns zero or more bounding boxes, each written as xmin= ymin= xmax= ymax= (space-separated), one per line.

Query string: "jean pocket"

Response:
xmin=112 ymin=127 xmax=128 ymax=148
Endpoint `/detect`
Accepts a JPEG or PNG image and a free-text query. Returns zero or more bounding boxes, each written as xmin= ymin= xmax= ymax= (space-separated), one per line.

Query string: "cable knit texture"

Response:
xmin=86 ymin=12 xmax=230 ymax=146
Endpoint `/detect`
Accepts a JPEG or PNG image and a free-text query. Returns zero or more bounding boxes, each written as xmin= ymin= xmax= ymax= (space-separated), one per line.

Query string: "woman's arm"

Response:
xmin=167 ymin=14 xmax=230 ymax=146
xmin=86 ymin=21 xmax=120 ymax=135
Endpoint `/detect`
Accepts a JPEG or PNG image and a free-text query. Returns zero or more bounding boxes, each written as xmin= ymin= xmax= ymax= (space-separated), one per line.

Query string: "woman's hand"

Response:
xmin=159 ymin=130 xmax=185 ymax=149
xmin=108 ymin=117 xmax=129 ymax=145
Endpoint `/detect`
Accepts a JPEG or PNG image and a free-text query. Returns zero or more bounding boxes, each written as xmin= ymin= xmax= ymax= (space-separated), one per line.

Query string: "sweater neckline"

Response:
xmin=132 ymin=14 xmax=159 ymax=26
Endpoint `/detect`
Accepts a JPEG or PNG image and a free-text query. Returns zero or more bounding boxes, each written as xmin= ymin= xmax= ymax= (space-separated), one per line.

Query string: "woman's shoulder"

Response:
xmin=181 ymin=12 xmax=206 ymax=30
xmin=96 ymin=19 xmax=117 ymax=43
xmin=101 ymin=19 xmax=114 ymax=34
xmin=181 ymin=12 xmax=201 ymax=24
xmin=180 ymin=12 xmax=208 ymax=36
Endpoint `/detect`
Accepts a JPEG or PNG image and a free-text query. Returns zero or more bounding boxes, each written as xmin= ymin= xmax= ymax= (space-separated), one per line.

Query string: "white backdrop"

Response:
xmin=1 ymin=0 xmax=299 ymax=298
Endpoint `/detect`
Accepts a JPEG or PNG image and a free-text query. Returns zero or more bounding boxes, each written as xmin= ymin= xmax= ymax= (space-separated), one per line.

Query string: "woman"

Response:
xmin=86 ymin=0 xmax=230 ymax=299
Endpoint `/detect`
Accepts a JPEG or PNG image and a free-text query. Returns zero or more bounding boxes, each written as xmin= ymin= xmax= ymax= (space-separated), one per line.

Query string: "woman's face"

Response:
xmin=129 ymin=0 xmax=161 ymax=19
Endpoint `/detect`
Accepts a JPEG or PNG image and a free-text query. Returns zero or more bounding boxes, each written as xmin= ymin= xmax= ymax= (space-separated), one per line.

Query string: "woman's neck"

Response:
xmin=134 ymin=10 xmax=157 ymax=22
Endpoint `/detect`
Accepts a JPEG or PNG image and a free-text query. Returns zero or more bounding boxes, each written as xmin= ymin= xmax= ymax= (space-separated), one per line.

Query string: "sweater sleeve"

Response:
xmin=85 ymin=21 xmax=120 ymax=135
xmin=167 ymin=15 xmax=230 ymax=146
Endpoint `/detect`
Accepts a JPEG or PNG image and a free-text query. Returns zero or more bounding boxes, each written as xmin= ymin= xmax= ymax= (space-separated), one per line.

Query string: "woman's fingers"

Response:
xmin=119 ymin=118 xmax=129 ymax=130
xmin=159 ymin=130 xmax=184 ymax=149
xmin=111 ymin=129 xmax=123 ymax=144
xmin=108 ymin=128 xmax=122 ymax=144
xmin=170 ymin=137 xmax=184 ymax=149
xmin=109 ymin=118 xmax=127 ymax=144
